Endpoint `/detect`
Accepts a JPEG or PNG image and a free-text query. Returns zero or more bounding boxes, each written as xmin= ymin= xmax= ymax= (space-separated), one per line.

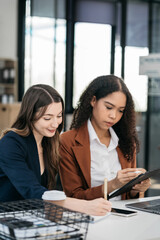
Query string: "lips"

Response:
xmin=48 ymin=129 xmax=56 ymax=133
xmin=105 ymin=122 xmax=114 ymax=127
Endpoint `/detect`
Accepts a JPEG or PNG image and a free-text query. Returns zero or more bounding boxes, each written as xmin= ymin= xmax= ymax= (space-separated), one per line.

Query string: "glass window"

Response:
xmin=125 ymin=46 xmax=149 ymax=112
xmin=125 ymin=1 xmax=149 ymax=112
xmin=25 ymin=1 xmax=66 ymax=99
xmin=124 ymin=1 xmax=149 ymax=170
xmin=73 ymin=22 xmax=111 ymax=107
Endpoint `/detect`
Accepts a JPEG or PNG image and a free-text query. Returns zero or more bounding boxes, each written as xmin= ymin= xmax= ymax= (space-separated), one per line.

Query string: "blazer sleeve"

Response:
xmin=0 ymin=134 xmax=47 ymax=200
xmin=60 ymin=135 xmax=103 ymax=200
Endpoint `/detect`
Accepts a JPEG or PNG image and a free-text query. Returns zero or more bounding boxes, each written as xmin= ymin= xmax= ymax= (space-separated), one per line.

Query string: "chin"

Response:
xmin=49 ymin=132 xmax=56 ymax=137
xmin=43 ymin=132 xmax=55 ymax=138
xmin=102 ymin=126 xmax=109 ymax=130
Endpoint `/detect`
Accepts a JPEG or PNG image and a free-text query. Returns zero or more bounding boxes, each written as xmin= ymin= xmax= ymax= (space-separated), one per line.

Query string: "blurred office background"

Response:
xmin=0 ymin=0 xmax=160 ymax=196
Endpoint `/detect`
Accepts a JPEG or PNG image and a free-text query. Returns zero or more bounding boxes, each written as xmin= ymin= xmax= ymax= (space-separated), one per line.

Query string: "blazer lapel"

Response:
xmin=72 ymin=123 xmax=91 ymax=187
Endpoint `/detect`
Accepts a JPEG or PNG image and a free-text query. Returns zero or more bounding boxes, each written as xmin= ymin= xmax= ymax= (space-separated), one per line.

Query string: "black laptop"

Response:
xmin=126 ymin=198 xmax=160 ymax=215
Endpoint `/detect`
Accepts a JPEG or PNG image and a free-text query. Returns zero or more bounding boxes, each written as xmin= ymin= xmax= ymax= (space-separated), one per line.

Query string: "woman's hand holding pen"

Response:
xmin=85 ymin=198 xmax=112 ymax=216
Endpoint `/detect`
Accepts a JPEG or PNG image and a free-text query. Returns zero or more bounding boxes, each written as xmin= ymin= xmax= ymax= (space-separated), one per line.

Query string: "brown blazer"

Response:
xmin=60 ymin=122 xmax=143 ymax=200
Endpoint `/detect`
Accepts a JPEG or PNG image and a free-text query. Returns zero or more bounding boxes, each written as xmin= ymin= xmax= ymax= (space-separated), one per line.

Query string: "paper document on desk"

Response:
xmin=89 ymin=212 xmax=111 ymax=223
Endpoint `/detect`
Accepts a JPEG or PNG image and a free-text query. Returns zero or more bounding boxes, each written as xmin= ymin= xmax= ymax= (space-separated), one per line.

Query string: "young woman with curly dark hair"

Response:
xmin=60 ymin=75 xmax=150 ymax=200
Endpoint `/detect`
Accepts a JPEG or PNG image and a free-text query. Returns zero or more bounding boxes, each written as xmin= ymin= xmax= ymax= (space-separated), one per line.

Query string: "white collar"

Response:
xmin=87 ymin=119 xmax=119 ymax=148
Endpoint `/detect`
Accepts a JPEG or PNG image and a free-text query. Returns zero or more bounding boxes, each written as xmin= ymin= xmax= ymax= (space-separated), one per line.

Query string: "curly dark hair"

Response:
xmin=70 ymin=75 xmax=139 ymax=162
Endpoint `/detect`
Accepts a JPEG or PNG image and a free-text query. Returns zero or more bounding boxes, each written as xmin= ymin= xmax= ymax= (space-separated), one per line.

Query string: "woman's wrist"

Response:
xmin=57 ymin=197 xmax=88 ymax=214
xmin=108 ymin=179 xmax=117 ymax=194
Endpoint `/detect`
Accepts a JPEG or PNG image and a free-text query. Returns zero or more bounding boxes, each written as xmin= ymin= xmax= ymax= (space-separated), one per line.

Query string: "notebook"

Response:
xmin=126 ymin=198 xmax=160 ymax=215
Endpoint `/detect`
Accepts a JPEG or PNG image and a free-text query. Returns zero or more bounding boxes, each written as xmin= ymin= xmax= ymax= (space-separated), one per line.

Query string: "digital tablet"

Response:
xmin=108 ymin=168 xmax=160 ymax=199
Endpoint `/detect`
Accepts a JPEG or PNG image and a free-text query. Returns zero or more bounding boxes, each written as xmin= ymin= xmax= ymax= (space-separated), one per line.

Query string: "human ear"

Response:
xmin=90 ymin=96 xmax=96 ymax=107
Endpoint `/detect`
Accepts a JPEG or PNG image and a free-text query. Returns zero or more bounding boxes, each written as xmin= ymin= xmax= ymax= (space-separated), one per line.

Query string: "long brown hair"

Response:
xmin=1 ymin=84 xmax=64 ymax=189
xmin=70 ymin=75 xmax=139 ymax=162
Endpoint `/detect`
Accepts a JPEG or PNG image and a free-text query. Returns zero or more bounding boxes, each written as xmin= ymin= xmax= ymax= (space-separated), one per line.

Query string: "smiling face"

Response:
xmin=32 ymin=101 xmax=63 ymax=142
xmin=90 ymin=91 xmax=126 ymax=134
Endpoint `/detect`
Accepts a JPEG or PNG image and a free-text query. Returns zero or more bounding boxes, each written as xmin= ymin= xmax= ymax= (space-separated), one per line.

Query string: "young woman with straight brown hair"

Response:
xmin=0 ymin=84 xmax=111 ymax=216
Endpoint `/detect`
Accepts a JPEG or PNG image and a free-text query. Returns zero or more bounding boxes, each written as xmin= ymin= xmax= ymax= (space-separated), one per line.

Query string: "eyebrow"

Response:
xmin=104 ymin=101 xmax=126 ymax=109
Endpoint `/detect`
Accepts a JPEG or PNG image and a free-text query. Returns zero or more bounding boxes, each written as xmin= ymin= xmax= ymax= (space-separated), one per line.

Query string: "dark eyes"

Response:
xmin=44 ymin=115 xmax=62 ymax=121
xmin=119 ymin=110 xmax=124 ymax=113
xmin=106 ymin=106 xmax=125 ymax=113
xmin=106 ymin=106 xmax=112 ymax=110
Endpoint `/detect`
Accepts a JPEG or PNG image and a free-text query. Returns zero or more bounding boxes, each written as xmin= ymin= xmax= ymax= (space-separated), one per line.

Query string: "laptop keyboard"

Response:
xmin=126 ymin=198 xmax=160 ymax=215
xmin=145 ymin=205 xmax=160 ymax=214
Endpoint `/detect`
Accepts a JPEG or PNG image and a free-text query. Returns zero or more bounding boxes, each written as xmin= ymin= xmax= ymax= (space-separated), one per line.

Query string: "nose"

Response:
xmin=109 ymin=110 xmax=116 ymax=119
xmin=51 ymin=118 xmax=59 ymax=128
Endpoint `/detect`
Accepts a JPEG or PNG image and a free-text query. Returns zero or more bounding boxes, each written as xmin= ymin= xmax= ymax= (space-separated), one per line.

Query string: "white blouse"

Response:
xmin=87 ymin=119 xmax=121 ymax=200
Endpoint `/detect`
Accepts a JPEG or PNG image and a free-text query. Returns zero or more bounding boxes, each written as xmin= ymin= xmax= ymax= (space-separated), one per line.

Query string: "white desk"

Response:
xmin=87 ymin=196 xmax=160 ymax=240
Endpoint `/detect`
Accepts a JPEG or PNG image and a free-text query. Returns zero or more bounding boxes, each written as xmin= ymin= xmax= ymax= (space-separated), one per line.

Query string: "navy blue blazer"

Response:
xmin=0 ymin=131 xmax=47 ymax=202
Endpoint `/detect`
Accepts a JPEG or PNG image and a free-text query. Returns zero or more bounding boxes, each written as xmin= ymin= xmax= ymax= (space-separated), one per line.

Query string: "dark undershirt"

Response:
xmin=41 ymin=169 xmax=48 ymax=188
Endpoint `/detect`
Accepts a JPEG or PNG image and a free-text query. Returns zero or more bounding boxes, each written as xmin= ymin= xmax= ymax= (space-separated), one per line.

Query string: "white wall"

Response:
xmin=0 ymin=0 xmax=18 ymax=59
